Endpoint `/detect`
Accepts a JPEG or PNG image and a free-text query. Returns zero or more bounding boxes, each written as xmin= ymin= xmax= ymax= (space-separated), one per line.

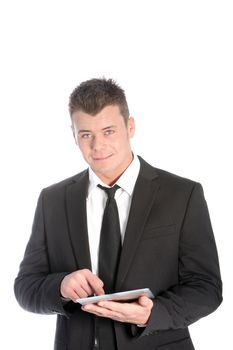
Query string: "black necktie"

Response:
xmin=94 ymin=185 xmax=121 ymax=350
xmin=98 ymin=184 xmax=122 ymax=293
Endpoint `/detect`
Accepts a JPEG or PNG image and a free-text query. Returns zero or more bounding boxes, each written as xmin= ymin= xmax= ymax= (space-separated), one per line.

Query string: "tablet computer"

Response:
xmin=76 ymin=288 xmax=154 ymax=305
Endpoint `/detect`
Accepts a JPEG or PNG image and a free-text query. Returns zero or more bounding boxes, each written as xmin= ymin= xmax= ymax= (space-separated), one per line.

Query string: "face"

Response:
xmin=72 ymin=105 xmax=135 ymax=185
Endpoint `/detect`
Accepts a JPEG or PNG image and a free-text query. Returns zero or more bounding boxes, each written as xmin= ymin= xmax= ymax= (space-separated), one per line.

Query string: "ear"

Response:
xmin=127 ymin=117 xmax=135 ymax=138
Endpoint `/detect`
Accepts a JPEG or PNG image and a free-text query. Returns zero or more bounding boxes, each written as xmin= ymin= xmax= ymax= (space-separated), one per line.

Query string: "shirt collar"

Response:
xmin=88 ymin=154 xmax=140 ymax=198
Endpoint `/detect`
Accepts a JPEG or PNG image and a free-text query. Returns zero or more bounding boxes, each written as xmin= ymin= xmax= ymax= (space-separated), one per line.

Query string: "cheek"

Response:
xmin=118 ymin=138 xmax=131 ymax=153
xmin=78 ymin=141 xmax=89 ymax=156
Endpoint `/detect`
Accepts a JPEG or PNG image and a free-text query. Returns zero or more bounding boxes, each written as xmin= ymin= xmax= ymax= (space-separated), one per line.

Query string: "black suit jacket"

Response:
xmin=14 ymin=157 xmax=222 ymax=350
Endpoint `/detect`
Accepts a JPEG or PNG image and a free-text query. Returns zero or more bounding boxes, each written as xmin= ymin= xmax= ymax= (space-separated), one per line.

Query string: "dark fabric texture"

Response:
xmin=14 ymin=157 xmax=222 ymax=350
xmin=97 ymin=184 xmax=121 ymax=293
xmin=96 ymin=185 xmax=121 ymax=349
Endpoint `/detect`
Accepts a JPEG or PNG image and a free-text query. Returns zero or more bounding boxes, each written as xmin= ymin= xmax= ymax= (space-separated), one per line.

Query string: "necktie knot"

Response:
xmin=98 ymin=184 xmax=120 ymax=199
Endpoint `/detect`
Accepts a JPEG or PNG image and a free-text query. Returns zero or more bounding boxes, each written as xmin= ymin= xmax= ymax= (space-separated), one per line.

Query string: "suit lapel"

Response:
xmin=116 ymin=159 xmax=160 ymax=290
xmin=64 ymin=159 xmax=160 ymax=288
xmin=65 ymin=170 xmax=92 ymax=270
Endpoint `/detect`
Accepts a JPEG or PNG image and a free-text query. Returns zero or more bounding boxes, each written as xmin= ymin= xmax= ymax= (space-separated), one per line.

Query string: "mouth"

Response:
xmin=92 ymin=154 xmax=113 ymax=161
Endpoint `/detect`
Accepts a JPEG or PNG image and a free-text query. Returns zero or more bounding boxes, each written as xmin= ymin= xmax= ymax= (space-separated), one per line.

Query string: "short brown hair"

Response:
xmin=69 ymin=78 xmax=129 ymax=123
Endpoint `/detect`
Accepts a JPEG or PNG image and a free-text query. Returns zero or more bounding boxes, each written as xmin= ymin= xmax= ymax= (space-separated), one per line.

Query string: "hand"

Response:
xmin=82 ymin=295 xmax=153 ymax=325
xmin=60 ymin=269 xmax=104 ymax=302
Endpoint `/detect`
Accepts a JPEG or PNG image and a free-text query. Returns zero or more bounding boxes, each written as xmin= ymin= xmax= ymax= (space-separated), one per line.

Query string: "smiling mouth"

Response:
xmin=93 ymin=154 xmax=113 ymax=161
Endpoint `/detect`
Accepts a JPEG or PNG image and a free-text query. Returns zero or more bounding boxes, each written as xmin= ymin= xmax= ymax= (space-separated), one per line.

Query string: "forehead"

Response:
xmin=72 ymin=105 xmax=125 ymax=130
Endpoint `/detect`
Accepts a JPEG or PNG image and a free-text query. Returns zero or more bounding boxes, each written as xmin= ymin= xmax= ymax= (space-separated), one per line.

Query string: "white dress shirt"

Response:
xmin=86 ymin=155 xmax=140 ymax=275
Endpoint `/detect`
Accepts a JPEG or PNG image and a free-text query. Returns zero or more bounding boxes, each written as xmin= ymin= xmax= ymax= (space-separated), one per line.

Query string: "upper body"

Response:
xmin=14 ymin=78 xmax=222 ymax=350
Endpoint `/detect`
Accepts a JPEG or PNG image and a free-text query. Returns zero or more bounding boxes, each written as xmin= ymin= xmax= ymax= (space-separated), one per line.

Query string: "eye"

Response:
xmin=104 ymin=129 xmax=115 ymax=136
xmin=81 ymin=133 xmax=92 ymax=139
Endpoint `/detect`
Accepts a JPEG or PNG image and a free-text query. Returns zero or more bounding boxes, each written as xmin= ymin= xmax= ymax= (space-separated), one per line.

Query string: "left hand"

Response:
xmin=81 ymin=295 xmax=153 ymax=325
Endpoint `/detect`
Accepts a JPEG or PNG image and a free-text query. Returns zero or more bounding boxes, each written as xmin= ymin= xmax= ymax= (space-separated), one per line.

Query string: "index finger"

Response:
xmin=84 ymin=270 xmax=105 ymax=295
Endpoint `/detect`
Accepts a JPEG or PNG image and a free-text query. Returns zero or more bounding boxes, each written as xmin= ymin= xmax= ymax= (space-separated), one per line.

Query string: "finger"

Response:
xmin=84 ymin=271 xmax=105 ymax=295
xmin=138 ymin=296 xmax=153 ymax=308
xmin=65 ymin=288 xmax=81 ymax=302
xmin=73 ymin=285 xmax=92 ymax=299
xmin=82 ymin=303 xmax=122 ymax=320
xmin=74 ymin=277 xmax=93 ymax=296
xmin=138 ymin=296 xmax=149 ymax=305
xmin=73 ymin=269 xmax=103 ymax=296
xmin=97 ymin=300 xmax=127 ymax=312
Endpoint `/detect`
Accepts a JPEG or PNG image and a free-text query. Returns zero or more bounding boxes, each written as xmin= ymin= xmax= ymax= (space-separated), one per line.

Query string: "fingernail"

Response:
xmin=82 ymin=305 xmax=89 ymax=311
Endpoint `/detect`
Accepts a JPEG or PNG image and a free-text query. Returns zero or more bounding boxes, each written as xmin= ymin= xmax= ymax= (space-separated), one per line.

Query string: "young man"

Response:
xmin=14 ymin=78 xmax=222 ymax=350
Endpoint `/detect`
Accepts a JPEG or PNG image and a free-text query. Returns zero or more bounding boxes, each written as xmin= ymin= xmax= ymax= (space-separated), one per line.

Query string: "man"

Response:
xmin=14 ymin=78 xmax=222 ymax=350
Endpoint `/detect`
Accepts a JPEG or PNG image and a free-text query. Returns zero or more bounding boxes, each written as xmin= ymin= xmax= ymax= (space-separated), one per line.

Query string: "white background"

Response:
xmin=1 ymin=1 xmax=232 ymax=349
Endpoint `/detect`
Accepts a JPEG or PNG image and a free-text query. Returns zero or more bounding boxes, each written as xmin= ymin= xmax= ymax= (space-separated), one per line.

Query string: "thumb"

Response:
xmin=138 ymin=295 xmax=152 ymax=307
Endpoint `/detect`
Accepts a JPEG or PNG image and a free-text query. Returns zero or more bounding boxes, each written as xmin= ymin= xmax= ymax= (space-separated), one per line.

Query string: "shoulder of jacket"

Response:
xmin=41 ymin=169 xmax=88 ymax=194
xmin=138 ymin=156 xmax=198 ymax=189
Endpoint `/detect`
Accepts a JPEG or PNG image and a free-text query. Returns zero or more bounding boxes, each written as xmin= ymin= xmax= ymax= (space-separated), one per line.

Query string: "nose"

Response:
xmin=91 ymin=134 xmax=105 ymax=151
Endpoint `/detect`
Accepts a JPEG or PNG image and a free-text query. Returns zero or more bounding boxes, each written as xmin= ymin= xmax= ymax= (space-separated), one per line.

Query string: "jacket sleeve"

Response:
xmin=14 ymin=191 xmax=70 ymax=317
xmin=141 ymin=183 xmax=222 ymax=336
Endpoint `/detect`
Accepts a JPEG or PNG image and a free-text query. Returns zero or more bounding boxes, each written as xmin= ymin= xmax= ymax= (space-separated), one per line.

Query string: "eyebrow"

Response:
xmin=78 ymin=129 xmax=91 ymax=134
xmin=78 ymin=125 xmax=117 ymax=134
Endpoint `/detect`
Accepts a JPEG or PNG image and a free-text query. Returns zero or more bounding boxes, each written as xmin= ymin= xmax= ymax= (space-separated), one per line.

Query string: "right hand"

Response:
xmin=60 ymin=269 xmax=105 ymax=302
